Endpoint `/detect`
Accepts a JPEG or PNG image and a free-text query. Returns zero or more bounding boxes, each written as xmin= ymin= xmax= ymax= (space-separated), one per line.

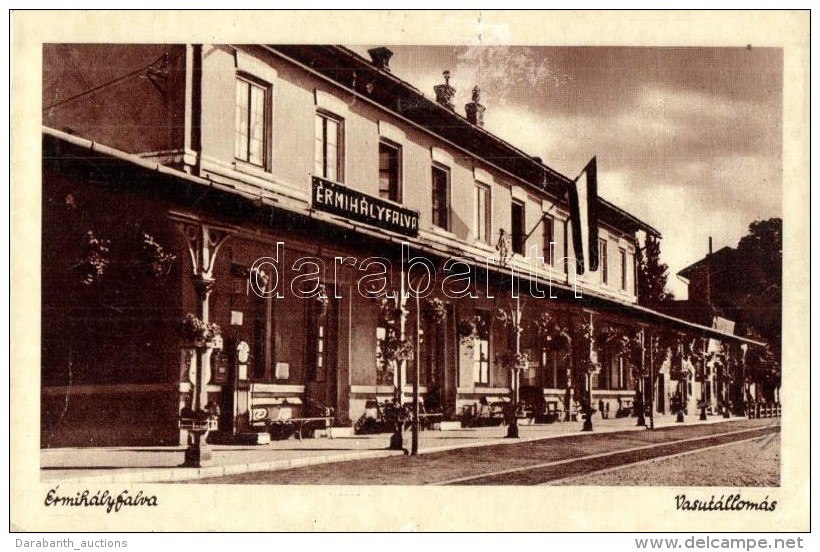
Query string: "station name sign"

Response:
xmin=311 ymin=176 xmax=419 ymax=237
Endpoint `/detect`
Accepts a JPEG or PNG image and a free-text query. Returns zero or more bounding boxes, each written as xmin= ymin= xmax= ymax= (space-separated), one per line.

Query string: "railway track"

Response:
xmin=430 ymin=425 xmax=779 ymax=486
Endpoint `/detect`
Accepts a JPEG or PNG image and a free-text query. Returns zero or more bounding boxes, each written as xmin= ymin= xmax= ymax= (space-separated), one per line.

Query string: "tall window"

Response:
xmin=470 ymin=311 xmax=490 ymax=385
xmin=619 ymin=248 xmax=628 ymax=291
xmin=598 ymin=238 xmax=608 ymax=284
xmin=235 ymin=77 xmax=269 ymax=167
xmin=378 ymin=141 xmax=401 ymax=202
xmin=315 ymin=112 xmax=343 ymax=182
xmin=474 ymin=183 xmax=491 ymax=244
xmin=432 ymin=165 xmax=450 ymax=230
xmin=473 ymin=341 xmax=490 ymax=386
xmin=563 ymin=220 xmax=570 ymax=274
xmin=306 ymin=299 xmax=327 ymax=382
xmin=542 ymin=215 xmax=555 ymax=265
xmin=511 ymin=200 xmax=525 ymax=255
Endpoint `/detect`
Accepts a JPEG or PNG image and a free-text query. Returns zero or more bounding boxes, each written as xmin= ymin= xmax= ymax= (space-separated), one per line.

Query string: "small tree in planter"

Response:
xmin=686 ymin=339 xmax=715 ymax=421
xmin=648 ymin=329 xmax=679 ymax=425
xmin=572 ymin=317 xmax=600 ymax=432
xmin=494 ymin=300 xmax=528 ymax=438
xmin=373 ymin=294 xmax=413 ymax=450
xmin=529 ymin=312 xmax=573 ymax=420
xmin=374 ymin=295 xmax=413 ymax=388
xmin=610 ymin=329 xmax=646 ymax=426
xmin=373 ymin=287 xmax=449 ymax=452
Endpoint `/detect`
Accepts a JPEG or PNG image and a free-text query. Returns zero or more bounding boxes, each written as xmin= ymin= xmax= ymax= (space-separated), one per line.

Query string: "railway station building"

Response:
xmin=41 ymin=44 xmax=768 ymax=446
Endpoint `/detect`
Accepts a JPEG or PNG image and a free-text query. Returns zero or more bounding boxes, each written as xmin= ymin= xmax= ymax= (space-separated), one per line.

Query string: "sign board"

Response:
xmin=311 ymin=176 xmax=419 ymax=237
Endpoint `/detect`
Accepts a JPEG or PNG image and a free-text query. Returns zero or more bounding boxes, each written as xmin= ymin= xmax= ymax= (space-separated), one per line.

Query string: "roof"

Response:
xmin=43 ymin=127 xmax=761 ymax=347
xmin=678 ymin=246 xmax=735 ymax=279
xmin=263 ymin=45 xmax=661 ymax=239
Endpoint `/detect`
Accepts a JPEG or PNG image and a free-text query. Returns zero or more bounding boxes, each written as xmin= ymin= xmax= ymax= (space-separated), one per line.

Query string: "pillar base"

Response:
xmin=505 ymin=423 xmax=519 ymax=438
xmin=182 ymin=443 xmax=213 ymax=467
xmin=388 ymin=429 xmax=405 ymax=451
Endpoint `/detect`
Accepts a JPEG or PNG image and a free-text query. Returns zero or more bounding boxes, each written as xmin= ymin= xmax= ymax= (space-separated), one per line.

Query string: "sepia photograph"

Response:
xmin=11 ymin=10 xmax=809 ymax=533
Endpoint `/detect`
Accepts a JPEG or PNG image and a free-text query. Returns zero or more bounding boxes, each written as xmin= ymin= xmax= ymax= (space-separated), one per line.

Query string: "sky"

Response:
xmin=350 ymin=46 xmax=783 ymax=299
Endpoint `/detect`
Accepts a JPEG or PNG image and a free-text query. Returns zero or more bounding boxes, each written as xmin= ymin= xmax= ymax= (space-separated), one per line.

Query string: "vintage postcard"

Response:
xmin=10 ymin=10 xmax=809 ymax=532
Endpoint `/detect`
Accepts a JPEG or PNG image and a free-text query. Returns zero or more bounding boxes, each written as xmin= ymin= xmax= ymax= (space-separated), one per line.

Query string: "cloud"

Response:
xmin=453 ymin=46 xmax=573 ymax=108
xmin=482 ymin=85 xmax=780 ymax=299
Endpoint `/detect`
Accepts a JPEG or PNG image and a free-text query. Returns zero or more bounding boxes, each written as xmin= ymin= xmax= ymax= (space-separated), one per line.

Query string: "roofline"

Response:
xmin=332 ymin=45 xmax=571 ymax=187
xmin=262 ymin=44 xmax=661 ymax=238
xmin=257 ymin=45 xmax=566 ymax=202
xmin=598 ymin=196 xmax=661 ymax=238
xmin=677 ymin=246 xmax=735 ymax=278
xmin=43 ymin=127 xmax=759 ymax=347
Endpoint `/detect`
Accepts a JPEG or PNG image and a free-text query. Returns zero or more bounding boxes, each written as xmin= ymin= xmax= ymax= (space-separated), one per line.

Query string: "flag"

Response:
xmin=567 ymin=157 xmax=598 ymax=275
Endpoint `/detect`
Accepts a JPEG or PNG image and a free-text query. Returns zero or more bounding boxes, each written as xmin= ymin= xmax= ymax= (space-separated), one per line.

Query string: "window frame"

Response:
xmin=431 ymin=164 xmax=451 ymax=231
xmin=306 ymin=297 xmax=327 ymax=382
xmin=619 ymin=247 xmax=628 ymax=291
xmin=234 ymin=74 xmax=272 ymax=170
xmin=315 ymin=110 xmax=345 ymax=183
xmin=511 ymin=199 xmax=526 ymax=255
xmin=474 ymin=182 xmax=492 ymax=244
xmin=378 ymin=140 xmax=402 ymax=203
xmin=598 ymin=238 xmax=609 ymax=285
xmin=542 ymin=214 xmax=555 ymax=266
xmin=472 ymin=338 xmax=490 ymax=385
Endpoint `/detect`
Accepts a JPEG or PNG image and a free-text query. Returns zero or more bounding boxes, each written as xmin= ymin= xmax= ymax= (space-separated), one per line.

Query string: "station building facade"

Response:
xmin=41 ymin=44 xmax=763 ymax=446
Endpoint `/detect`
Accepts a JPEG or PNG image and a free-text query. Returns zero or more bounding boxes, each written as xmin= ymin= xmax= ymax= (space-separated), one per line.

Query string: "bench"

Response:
xmin=616 ymin=398 xmax=634 ymax=418
xmin=478 ymin=396 xmax=509 ymax=425
xmin=417 ymin=412 xmax=444 ymax=430
xmin=544 ymin=400 xmax=562 ymax=423
xmin=400 ymin=402 xmax=444 ymax=431
xmin=265 ymin=416 xmax=334 ymax=441
xmin=179 ymin=418 xmax=218 ymax=433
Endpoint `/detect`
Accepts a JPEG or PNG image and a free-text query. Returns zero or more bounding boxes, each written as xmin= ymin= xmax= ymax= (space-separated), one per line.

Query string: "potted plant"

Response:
xmin=180 ymin=313 xmax=222 ymax=347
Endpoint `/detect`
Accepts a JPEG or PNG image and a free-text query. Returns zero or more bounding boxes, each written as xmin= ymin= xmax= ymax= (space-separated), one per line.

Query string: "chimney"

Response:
xmin=434 ymin=70 xmax=456 ymax=110
xmin=367 ymin=47 xmax=393 ymax=72
xmin=465 ymin=85 xmax=486 ymax=126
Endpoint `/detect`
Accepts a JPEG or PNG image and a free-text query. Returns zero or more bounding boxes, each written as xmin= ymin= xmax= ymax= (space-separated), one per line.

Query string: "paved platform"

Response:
xmin=40 ymin=414 xmax=755 ymax=484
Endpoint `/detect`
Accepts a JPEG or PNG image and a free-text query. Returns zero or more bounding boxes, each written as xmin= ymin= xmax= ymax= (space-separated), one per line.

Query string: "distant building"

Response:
xmin=41 ymin=44 xmax=764 ymax=447
xmin=665 ymin=244 xmax=780 ymax=411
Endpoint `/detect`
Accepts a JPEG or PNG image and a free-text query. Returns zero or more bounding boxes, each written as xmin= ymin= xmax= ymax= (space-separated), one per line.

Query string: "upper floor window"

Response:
xmin=474 ymin=183 xmax=491 ymax=244
xmin=432 ymin=165 xmax=450 ymax=230
xmin=619 ymin=247 xmax=628 ymax=291
xmin=511 ymin=200 xmax=525 ymax=255
xmin=542 ymin=215 xmax=555 ymax=266
xmin=235 ymin=76 xmax=270 ymax=168
xmin=378 ymin=141 xmax=401 ymax=202
xmin=315 ymin=112 xmax=344 ymax=182
xmin=599 ymin=238 xmax=608 ymax=284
